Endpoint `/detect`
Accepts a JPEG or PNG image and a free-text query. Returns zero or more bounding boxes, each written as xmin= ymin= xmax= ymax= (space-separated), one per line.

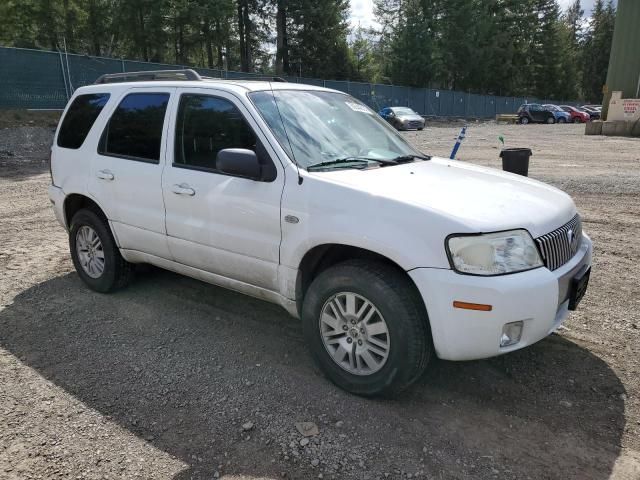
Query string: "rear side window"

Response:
xmin=57 ymin=93 xmax=110 ymax=149
xmin=174 ymin=94 xmax=257 ymax=171
xmin=98 ymin=92 xmax=170 ymax=163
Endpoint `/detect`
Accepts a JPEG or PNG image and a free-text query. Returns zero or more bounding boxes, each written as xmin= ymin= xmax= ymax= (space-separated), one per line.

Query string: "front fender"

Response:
xmin=279 ymin=176 xmax=460 ymax=272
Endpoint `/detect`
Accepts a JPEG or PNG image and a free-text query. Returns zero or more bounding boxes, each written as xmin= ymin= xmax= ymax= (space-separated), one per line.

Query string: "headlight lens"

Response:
xmin=447 ymin=230 xmax=543 ymax=275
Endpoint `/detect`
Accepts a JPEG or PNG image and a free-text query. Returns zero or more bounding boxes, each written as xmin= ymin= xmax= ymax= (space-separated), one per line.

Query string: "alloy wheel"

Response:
xmin=319 ymin=292 xmax=390 ymax=376
xmin=75 ymin=225 xmax=105 ymax=278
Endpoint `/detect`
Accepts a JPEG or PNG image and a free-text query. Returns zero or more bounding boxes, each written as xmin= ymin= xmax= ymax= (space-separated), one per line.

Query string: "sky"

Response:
xmin=348 ymin=0 xmax=612 ymax=28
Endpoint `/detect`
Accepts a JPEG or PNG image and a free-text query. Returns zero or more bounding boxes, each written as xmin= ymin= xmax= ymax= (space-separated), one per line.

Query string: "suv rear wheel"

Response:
xmin=301 ymin=260 xmax=431 ymax=397
xmin=546 ymin=116 xmax=556 ymax=124
xmin=520 ymin=116 xmax=530 ymax=125
xmin=69 ymin=209 xmax=133 ymax=293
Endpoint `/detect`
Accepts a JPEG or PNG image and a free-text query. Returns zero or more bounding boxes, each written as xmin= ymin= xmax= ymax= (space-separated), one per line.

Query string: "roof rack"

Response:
xmin=94 ymin=69 xmax=202 ymax=84
xmin=216 ymin=76 xmax=288 ymax=82
xmin=94 ymin=69 xmax=289 ymax=85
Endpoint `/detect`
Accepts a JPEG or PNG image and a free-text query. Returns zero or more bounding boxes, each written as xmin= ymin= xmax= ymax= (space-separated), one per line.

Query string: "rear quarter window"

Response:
xmin=57 ymin=93 xmax=110 ymax=149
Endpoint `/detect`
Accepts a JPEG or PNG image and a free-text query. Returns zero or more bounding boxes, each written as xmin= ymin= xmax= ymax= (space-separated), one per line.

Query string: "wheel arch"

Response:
xmin=295 ymin=243 xmax=427 ymax=320
xmin=63 ymin=193 xmax=109 ymax=231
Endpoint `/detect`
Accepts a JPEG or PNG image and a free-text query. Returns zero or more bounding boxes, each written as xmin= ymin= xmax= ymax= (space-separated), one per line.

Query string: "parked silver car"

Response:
xmin=379 ymin=107 xmax=425 ymax=130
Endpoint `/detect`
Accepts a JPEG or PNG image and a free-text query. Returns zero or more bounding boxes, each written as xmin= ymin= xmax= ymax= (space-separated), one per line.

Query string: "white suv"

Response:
xmin=49 ymin=70 xmax=592 ymax=396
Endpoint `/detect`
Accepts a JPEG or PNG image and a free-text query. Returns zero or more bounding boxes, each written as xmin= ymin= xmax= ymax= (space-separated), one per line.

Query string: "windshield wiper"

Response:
xmin=391 ymin=154 xmax=432 ymax=163
xmin=307 ymin=156 xmax=397 ymax=171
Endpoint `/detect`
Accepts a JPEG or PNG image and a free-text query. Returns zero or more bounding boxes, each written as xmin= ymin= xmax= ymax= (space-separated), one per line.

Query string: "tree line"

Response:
xmin=0 ymin=0 xmax=615 ymax=102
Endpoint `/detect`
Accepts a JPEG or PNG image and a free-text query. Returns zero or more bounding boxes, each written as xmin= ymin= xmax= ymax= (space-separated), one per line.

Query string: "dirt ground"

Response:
xmin=1 ymin=117 xmax=639 ymax=480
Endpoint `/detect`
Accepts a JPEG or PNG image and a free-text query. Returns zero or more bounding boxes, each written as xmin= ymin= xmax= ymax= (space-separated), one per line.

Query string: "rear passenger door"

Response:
xmin=529 ymin=105 xmax=542 ymax=122
xmin=88 ymin=88 xmax=175 ymax=260
xmin=162 ymin=88 xmax=284 ymax=291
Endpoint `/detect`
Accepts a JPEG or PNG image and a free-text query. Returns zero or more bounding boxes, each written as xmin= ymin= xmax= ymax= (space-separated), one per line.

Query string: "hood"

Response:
xmin=311 ymin=157 xmax=576 ymax=238
xmin=397 ymin=114 xmax=424 ymax=122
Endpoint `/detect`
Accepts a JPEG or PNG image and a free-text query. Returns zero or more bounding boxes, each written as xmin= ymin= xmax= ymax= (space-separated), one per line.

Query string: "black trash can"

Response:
xmin=500 ymin=148 xmax=532 ymax=176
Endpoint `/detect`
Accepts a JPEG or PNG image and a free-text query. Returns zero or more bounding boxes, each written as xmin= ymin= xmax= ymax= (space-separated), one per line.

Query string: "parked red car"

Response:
xmin=559 ymin=105 xmax=590 ymax=123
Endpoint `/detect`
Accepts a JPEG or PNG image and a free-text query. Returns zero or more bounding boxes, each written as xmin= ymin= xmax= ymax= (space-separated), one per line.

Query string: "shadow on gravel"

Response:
xmin=0 ymin=270 xmax=626 ymax=479
xmin=0 ymin=162 xmax=50 ymax=181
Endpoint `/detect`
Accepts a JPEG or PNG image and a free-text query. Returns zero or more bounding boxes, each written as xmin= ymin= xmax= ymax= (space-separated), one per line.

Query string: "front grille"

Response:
xmin=535 ymin=214 xmax=582 ymax=271
xmin=407 ymin=121 xmax=423 ymax=128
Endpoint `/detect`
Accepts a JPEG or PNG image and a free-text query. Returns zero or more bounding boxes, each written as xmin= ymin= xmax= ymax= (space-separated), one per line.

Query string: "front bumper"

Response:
xmin=400 ymin=118 xmax=425 ymax=129
xmin=409 ymin=233 xmax=592 ymax=361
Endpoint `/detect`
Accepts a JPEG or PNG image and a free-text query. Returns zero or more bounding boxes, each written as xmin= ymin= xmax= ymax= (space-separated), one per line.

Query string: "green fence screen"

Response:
xmin=0 ymin=46 xmax=577 ymax=116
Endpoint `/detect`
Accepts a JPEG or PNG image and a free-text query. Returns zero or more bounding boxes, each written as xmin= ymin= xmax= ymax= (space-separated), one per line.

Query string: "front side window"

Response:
xmin=98 ymin=92 xmax=169 ymax=162
xmin=57 ymin=93 xmax=110 ymax=149
xmin=249 ymin=90 xmax=422 ymax=169
xmin=174 ymin=94 xmax=257 ymax=171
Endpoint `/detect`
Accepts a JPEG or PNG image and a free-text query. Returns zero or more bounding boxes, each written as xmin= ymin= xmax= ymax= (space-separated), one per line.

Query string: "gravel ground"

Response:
xmin=1 ymin=119 xmax=639 ymax=480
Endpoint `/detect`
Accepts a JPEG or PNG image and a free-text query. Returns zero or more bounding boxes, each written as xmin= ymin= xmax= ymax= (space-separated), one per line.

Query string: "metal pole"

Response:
xmin=63 ymin=37 xmax=73 ymax=94
xmin=58 ymin=49 xmax=70 ymax=101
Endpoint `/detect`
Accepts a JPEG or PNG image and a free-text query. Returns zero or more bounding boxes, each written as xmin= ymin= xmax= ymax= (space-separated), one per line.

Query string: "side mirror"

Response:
xmin=216 ymin=148 xmax=261 ymax=180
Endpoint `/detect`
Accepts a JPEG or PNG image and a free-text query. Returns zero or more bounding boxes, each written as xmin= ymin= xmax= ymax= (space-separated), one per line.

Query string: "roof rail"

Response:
xmin=94 ymin=69 xmax=202 ymax=84
xmin=205 ymin=75 xmax=287 ymax=83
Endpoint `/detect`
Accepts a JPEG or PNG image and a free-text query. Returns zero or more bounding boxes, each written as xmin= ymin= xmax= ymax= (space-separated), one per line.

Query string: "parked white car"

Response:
xmin=49 ymin=70 xmax=592 ymax=396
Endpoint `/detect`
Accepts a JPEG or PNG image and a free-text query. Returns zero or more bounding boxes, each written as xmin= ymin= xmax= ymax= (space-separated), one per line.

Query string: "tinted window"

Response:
xmin=98 ymin=93 xmax=169 ymax=162
xmin=174 ymin=94 xmax=257 ymax=171
xmin=57 ymin=93 xmax=110 ymax=149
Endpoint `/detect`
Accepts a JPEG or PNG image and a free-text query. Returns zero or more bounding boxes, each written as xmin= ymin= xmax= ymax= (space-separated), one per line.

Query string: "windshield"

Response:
xmin=391 ymin=107 xmax=416 ymax=115
xmin=249 ymin=90 xmax=423 ymax=169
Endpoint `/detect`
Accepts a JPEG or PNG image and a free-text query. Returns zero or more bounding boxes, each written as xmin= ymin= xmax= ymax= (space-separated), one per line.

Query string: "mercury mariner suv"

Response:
xmin=49 ymin=69 xmax=592 ymax=396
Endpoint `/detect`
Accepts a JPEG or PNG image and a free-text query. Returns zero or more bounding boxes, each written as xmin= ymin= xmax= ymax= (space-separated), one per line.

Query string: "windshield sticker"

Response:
xmin=345 ymin=101 xmax=372 ymax=114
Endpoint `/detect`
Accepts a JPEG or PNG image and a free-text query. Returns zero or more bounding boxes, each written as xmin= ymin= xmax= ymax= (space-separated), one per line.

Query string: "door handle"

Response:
xmin=96 ymin=169 xmax=114 ymax=181
xmin=171 ymin=183 xmax=196 ymax=196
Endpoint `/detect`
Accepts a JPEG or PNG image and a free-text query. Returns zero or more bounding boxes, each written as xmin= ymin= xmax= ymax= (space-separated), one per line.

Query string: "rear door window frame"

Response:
xmin=97 ymin=90 xmax=172 ymax=164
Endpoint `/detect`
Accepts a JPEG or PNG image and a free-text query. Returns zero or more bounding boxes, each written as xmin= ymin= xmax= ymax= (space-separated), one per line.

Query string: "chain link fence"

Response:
xmin=0 ymin=46 xmax=577 ymax=116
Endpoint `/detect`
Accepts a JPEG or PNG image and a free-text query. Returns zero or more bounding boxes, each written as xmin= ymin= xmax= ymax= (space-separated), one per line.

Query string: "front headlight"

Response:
xmin=447 ymin=230 xmax=543 ymax=276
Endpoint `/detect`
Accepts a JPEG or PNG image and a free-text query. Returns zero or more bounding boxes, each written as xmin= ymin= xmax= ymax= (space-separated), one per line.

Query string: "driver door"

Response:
xmin=162 ymin=88 xmax=285 ymax=291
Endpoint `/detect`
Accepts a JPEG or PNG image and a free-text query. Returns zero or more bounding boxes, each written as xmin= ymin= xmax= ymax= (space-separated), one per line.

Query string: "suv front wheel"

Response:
xmin=69 ymin=209 xmax=133 ymax=293
xmin=301 ymin=260 xmax=431 ymax=397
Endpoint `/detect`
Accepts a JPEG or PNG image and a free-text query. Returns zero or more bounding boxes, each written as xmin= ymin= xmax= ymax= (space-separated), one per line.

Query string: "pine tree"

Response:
xmin=288 ymin=0 xmax=352 ymax=79
xmin=388 ymin=0 xmax=437 ymax=87
xmin=582 ymin=0 xmax=616 ymax=103
xmin=530 ymin=0 xmax=564 ymax=99
xmin=557 ymin=0 xmax=583 ymax=99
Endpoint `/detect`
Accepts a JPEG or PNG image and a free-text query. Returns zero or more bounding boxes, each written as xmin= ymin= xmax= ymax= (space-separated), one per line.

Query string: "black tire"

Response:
xmin=69 ymin=209 xmax=134 ymax=293
xmin=558 ymin=117 xmax=566 ymax=124
xmin=546 ymin=116 xmax=556 ymax=124
xmin=301 ymin=260 xmax=432 ymax=397
xmin=520 ymin=116 xmax=529 ymax=125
